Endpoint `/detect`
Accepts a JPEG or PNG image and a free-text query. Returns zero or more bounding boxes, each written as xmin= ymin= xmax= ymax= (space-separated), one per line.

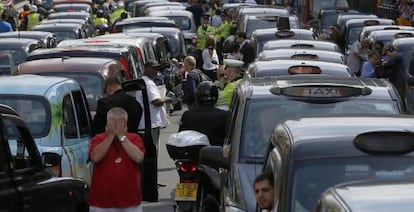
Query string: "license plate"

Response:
xmin=175 ymin=183 xmax=198 ymax=201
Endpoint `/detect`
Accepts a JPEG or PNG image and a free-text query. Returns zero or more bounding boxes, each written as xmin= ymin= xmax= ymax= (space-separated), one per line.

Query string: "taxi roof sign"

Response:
xmin=270 ymin=85 xmax=372 ymax=98
xmin=275 ymin=30 xmax=295 ymax=38
xmin=364 ymin=20 xmax=380 ymax=26
xmin=354 ymin=131 xmax=414 ymax=154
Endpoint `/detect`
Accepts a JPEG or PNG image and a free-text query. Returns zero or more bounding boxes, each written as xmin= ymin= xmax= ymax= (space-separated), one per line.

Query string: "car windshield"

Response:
xmin=41 ymin=72 xmax=104 ymax=110
xmin=240 ymin=98 xmax=399 ymax=162
xmin=291 ymin=157 xmax=414 ymax=212
xmin=54 ymin=31 xmax=78 ymax=42
xmin=0 ymin=97 xmax=48 ymax=137
xmin=167 ymin=16 xmax=191 ymax=30
xmin=348 ymin=27 xmax=363 ymax=46
xmin=247 ymin=19 xmax=278 ymax=38
xmin=321 ymin=13 xmax=337 ymax=30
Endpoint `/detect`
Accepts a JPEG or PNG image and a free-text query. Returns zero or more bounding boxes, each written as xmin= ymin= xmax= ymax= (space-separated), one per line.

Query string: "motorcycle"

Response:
xmin=166 ymin=130 xmax=221 ymax=212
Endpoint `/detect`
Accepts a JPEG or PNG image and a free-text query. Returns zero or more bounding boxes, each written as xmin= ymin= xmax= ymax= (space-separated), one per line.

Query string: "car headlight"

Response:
xmin=225 ymin=206 xmax=246 ymax=212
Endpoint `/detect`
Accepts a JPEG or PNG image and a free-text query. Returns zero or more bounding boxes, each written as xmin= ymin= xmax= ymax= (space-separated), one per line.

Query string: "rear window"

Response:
xmin=0 ymin=96 xmax=50 ymax=137
xmin=240 ymin=98 xmax=399 ymax=161
xmin=246 ymin=19 xmax=277 ymax=38
xmin=167 ymin=16 xmax=191 ymax=30
xmin=291 ymin=157 xmax=414 ymax=212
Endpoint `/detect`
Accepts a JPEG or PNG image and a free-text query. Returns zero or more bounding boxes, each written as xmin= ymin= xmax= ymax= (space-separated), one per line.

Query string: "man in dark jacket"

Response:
xmin=92 ymin=77 xmax=142 ymax=134
xmin=179 ymin=81 xmax=229 ymax=146
xmin=383 ymin=45 xmax=407 ymax=101
xmin=235 ymin=31 xmax=256 ymax=68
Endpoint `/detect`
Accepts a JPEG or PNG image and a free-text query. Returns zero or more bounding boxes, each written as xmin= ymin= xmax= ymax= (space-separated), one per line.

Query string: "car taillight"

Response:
xmin=179 ymin=163 xmax=197 ymax=173
xmin=119 ymin=57 xmax=131 ymax=79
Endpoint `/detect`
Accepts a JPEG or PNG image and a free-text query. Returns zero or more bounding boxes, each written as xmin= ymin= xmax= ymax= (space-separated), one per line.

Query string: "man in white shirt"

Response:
xmin=136 ymin=61 xmax=172 ymax=153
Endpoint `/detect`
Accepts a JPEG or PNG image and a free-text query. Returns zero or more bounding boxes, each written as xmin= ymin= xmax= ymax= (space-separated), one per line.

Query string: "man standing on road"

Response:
xmin=89 ymin=107 xmax=145 ymax=212
xmin=235 ymin=31 xmax=256 ymax=68
xmin=182 ymin=56 xmax=200 ymax=110
xmin=216 ymin=59 xmax=244 ymax=110
xmin=93 ymin=77 xmax=142 ymax=135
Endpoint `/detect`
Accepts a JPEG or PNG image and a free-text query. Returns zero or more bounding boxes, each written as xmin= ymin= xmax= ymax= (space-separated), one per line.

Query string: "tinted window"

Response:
xmin=4 ymin=117 xmax=38 ymax=170
xmin=63 ymin=94 xmax=78 ymax=138
xmin=72 ymin=91 xmax=91 ymax=137
xmin=291 ymin=157 xmax=414 ymax=212
xmin=247 ymin=19 xmax=278 ymax=38
xmin=0 ymin=49 xmax=26 ymax=66
xmin=348 ymin=27 xmax=363 ymax=46
xmin=0 ymin=97 xmax=49 ymax=137
xmin=241 ymin=99 xmax=399 ymax=161
xmin=168 ymin=16 xmax=191 ymax=30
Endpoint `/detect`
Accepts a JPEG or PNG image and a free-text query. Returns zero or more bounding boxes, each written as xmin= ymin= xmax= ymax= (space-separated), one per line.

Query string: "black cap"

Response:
xmin=145 ymin=61 xmax=161 ymax=68
xmin=202 ymin=13 xmax=210 ymax=19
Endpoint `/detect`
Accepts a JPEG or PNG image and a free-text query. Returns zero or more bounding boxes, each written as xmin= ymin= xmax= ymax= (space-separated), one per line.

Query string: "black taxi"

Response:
xmin=262 ymin=116 xmax=414 ymax=211
xmin=0 ymin=104 xmax=88 ymax=211
xmin=262 ymin=39 xmax=341 ymax=53
xmin=257 ymin=48 xmax=345 ymax=64
xmin=199 ymin=76 xmax=404 ymax=212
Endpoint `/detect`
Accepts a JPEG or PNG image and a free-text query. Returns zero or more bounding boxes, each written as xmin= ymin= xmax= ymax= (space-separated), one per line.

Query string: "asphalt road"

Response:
xmin=142 ymin=106 xmax=184 ymax=212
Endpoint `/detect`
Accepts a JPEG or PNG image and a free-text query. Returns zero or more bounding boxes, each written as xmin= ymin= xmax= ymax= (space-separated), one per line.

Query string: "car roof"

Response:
xmin=0 ymin=31 xmax=55 ymax=38
xmin=345 ymin=18 xmax=394 ymax=27
xmin=329 ymin=180 xmax=414 ymax=211
xmin=48 ymin=12 xmax=90 ymax=19
xmin=17 ymin=57 xmax=121 ymax=74
xmin=0 ymin=38 xmax=41 ymax=48
xmin=263 ymin=39 xmax=340 ymax=52
xmin=249 ymin=60 xmax=350 ymax=77
xmin=258 ymin=48 xmax=344 ymax=63
xmin=149 ymin=10 xmax=193 ymax=16
xmin=128 ymin=27 xmax=181 ymax=34
xmin=146 ymin=5 xmax=186 ymax=11
xmin=252 ymin=28 xmax=314 ymax=39
xmin=242 ymin=75 xmax=394 ymax=99
xmin=118 ymin=16 xmax=169 ymax=24
xmin=53 ymin=3 xmax=91 ymax=8
xmin=0 ymin=74 xmax=76 ymax=95
xmin=280 ymin=115 xmax=414 ymax=159
xmin=368 ymin=30 xmax=414 ymax=39
xmin=27 ymin=47 xmax=129 ymax=60
xmin=33 ymin=23 xmax=83 ymax=31
xmin=41 ymin=19 xmax=86 ymax=24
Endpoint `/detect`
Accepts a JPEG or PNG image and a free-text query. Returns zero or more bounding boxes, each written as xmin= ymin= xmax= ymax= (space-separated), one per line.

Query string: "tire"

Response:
xmin=201 ymin=194 xmax=219 ymax=212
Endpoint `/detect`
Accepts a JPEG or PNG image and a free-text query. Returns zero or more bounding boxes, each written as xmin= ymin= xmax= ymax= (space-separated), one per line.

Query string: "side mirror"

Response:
xmin=42 ymin=152 xmax=61 ymax=168
xmin=199 ymin=146 xmax=230 ymax=169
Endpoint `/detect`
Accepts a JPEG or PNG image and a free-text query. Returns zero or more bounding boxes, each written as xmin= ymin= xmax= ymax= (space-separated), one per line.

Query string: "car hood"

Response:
xmin=236 ymin=163 xmax=263 ymax=212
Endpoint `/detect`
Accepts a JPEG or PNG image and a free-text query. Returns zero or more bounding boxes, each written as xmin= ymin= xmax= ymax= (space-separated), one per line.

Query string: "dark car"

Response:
xmin=262 ymin=39 xmax=341 ymax=53
xmin=367 ymin=30 xmax=414 ymax=53
xmin=246 ymin=60 xmax=350 ymax=78
xmin=129 ymin=0 xmax=165 ymax=16
xmin=40 ymin=18 xmax=94 ymax=37
xmin=311 ymin=7 xmax=359 ymax=36
xmin=250 ymin=28 xmax=315 ymax=56
xmin=257 ymin=48 xmax=345 ymax=64
xmin=33 ymin=23 xmax=87 ymax=43
xmin=0 ymin=104 xmax=89 ymax=211
xmin=0 ymin=38 xmax=43 ymax=75
xmin=0 ymin=31 xmax=57 ymax=48
xmin=344 ymin=18 xmax=394 ymax=51
xmin=129 ymin=27 xmax=187 ymax=59
xmin=113 ymin=17 xmax=177 ymax=33
xmin=199 ymin=75 xmax=404 ymax=212
xmin=27 ymin=47 xmax=143 ymax=80
xmin=360 ymin=25 xmax=414 ymax=41
xmin=336 ymin=13 xmax=378 ymax=34
xmin=260 ymin=116 xmax=414 ymax=211
xmin=47 ymin=12 xmax=94 ymax=36
xmin=315 ymin=180 xmax=414 ymax=211
xmin=15 ymin=57 xmax=128 ymax=116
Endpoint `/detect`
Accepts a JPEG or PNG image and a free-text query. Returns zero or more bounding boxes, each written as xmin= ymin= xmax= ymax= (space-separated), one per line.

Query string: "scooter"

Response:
xmin=166 ymin=130 xmax=221 ymax=212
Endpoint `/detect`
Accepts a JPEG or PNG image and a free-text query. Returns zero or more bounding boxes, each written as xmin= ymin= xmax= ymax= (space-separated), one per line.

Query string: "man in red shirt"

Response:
xmin=89 ymin=107 xmax=145 ymax=211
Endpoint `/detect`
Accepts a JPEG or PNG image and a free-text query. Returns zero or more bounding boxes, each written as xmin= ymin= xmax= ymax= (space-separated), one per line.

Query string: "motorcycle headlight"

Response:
xmin=225 ymin=206 xmax=246 ymax=212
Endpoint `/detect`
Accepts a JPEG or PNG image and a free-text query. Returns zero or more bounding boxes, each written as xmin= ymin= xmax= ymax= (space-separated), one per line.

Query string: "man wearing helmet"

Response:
xmin=18 ymin=4 xmax=30 ymax=30
xmin=23 ymin=5 xmax=42 ymax=31
xmin=179 ymin=81 xmax=229 ymax=146
xmin=33 ymin=0 xmax=48 ymax=18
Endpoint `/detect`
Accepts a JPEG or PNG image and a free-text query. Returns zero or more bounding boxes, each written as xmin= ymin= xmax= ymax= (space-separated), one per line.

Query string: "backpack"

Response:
xmin=192 ymin=69 xmax=211 ymax=84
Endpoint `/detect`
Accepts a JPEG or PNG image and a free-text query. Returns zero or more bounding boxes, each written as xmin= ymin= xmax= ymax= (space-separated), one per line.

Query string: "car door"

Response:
xmin=0 ymin=113 xmax=20 ymax=211
xmin=1 ymin=112 xmax=62 ymax=211
xmin=62 ymin=90 xmax=92 ymax=183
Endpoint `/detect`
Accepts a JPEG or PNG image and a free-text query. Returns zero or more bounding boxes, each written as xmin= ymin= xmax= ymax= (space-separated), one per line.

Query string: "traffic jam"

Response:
xmin=1 ymin=0 xmax=414 ymax=211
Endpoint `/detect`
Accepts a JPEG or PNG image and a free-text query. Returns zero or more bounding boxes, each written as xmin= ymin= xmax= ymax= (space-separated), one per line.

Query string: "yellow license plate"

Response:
xmin=175 ymin=183 xmax=198 ymax=201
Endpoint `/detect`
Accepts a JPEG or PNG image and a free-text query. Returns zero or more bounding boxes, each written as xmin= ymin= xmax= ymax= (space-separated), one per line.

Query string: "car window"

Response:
xmin=348 ymin=27 xmax=363 ymax=46
xmin=247 ymin=19 xmax=278 ymax=38
xmin=168 ymin=16 xmax=191 ymax=30
xmin=291 ymin=157 xmax=414 ymax=212
xmin=3 ymin=116 xmax=39 ymax=170
xmin=71 ymin=90 xmax=91 ymax=137
xmin=0 ymin=98 xmax=48 ymax=137
xmin=241 ymin=99 xmax=399 ymax=161
xmin=63 ymin=94 xmax=78 ymax=139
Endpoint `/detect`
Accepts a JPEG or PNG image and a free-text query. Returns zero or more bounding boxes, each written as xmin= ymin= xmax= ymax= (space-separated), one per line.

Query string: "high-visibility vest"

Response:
xmin=196 ymin=25 xmax=215 ymax=50
xmin=93 ymin=17 xmax=107 ymax=26
xmin=27 ymin=13 xmax=40 ymax=31
xmin=216 ymin=78 xmax=242 ymax=109
xmin=110 ymin=8 xmax=126 ymax=23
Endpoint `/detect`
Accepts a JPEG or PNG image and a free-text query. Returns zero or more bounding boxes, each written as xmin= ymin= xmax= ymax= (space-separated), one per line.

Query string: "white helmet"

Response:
xmin=116 ymin=1 xmax=124 ymax=8
xmin=35 ymin=0 xmax=42 ymax=5
xmin=30 ymin=5 xmax=38 ymax=12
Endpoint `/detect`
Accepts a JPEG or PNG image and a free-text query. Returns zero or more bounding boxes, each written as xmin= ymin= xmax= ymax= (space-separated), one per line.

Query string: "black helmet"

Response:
xmin=196 ymin=81 xmax=218 ymax=105
xmin=23 ymin=4 xmax=30 ymax=11
xmin=96 ymin=9 xmax=104 ymax=17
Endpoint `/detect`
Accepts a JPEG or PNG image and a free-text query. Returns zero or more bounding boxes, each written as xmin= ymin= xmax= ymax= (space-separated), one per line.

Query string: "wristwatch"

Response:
xmin=119 ymin=135 xmax=127 ymax=142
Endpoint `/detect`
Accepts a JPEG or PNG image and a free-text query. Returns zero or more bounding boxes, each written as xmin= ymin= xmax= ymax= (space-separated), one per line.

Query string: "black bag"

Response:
xmin=192 ymin=69 xmax=212 ymax=84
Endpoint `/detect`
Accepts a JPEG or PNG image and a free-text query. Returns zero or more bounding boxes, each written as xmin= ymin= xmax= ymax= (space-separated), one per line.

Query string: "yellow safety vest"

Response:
xmin=110 ymin=8 xmax=126 ymax=23
xmin=216 ymin=78 xmax=242 ymax=109
xmin=196 ymin=25 xmax=215 ymax=50
xmin=94 ymin=17 xmax=108 ymax=27
xmin=27 ymin=13 xmax=40 ymax=31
